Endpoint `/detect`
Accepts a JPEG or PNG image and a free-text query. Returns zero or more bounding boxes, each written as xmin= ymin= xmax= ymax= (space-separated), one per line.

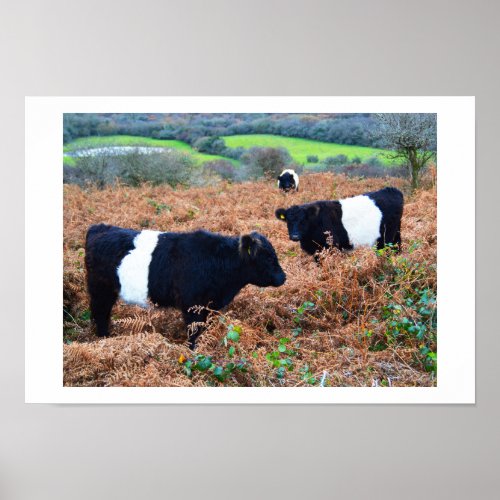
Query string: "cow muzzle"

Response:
xmin=274 ymin=272 xmax=286 ymax=287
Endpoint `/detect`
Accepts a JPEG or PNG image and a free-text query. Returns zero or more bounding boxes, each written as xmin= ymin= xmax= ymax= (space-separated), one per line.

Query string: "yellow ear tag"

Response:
xmin=280 ymin=214 xmax=285 ymax=220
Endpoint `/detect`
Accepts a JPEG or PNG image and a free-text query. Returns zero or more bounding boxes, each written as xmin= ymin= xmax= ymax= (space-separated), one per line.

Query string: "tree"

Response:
xmin=374 ymin=114 xmax=437 ymax=189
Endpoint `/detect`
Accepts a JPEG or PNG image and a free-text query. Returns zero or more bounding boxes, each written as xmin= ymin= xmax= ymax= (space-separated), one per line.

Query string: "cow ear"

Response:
xmin=240 ymin=234 xmax=255 ymax=257
xmin=275 ymin=208 xmax=287 ymax=221
xmin=306 ymin=205 xmax=320 ymax=218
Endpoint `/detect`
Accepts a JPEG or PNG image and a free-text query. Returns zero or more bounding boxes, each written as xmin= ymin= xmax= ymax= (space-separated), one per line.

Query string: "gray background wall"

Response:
xmin=1 ymin=1 xmax=497 ymax=498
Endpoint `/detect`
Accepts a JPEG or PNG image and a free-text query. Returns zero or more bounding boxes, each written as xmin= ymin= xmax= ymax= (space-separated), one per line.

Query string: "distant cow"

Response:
xmin=275 ymin=187 xmax=404 ymax=256
xmin=85 ymin=225 xmax=286 ymax=349
xmin=277 ymin=169 xmax=299 ymax=192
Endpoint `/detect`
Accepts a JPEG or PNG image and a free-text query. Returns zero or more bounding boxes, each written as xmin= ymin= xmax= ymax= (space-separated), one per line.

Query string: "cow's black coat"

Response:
xmin=277 ymin=171 xmax=298 ymax=192
xmin=275 ymin=187 xmax=404 ymax=256
xmin=85 ymin=225 xmax=286 ymax=349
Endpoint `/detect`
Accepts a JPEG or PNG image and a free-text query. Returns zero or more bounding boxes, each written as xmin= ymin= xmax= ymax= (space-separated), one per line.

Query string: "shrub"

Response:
xmin=64 ymin=155 xmax=121 ymax=188
xmin=240 ymin=147 xmax=292 ymax=178
xmin=306 ymin=164 xmax=328 ymax=174
xmin=202 ymin=160 xmax=236 ymax=181
xmin=334 ymin=163 xmax=408 ymax=179
xmin=307 ymin=154 xmax=319 ymax=163
xmin=120 ymin=150 xmax=196 ymax=187
xmin=222 ymin=146 xmax=246 ymax=160
xmin=310 ymin=155 xmax=407 ymax=179
xmin=365 ymin=155 xmax=384 ymax=167
xmin=324 ymin=154 xmax=349 ymax=167
xmin=63 ymin=164 xmax=84 ymax=186
xmin=288 ymin=162 xmax=304 ymax=175
xmin=193 ymin=136 xmax=226 ymax=155
xmin=65 ymin=150 xmax=197 ymax=188
xmin=233 ymin=161 xmax=265 ymax=182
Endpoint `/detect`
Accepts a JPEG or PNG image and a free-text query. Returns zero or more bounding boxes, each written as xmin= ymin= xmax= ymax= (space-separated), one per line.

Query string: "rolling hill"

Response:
xmin=223 ymin=134 xmax=392 ymax=164
xmin=64 ymin=134 xmax=394 ymax=169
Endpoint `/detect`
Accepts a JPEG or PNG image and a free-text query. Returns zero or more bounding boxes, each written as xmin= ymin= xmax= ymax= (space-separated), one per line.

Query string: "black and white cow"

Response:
xmin=85 ymin=224 xmax=286 ymax=349
xmin=277 ymin=169 xmax=299 ymax=192
xmin=275 ymin=187 xmax=404 ymax=256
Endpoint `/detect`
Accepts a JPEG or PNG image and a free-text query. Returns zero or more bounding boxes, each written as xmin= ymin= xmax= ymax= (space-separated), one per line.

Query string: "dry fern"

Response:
xmin=114 ymin=308 xmax=164 ymax=335
xmin=63 ymin=173 xmax=437 ymax=387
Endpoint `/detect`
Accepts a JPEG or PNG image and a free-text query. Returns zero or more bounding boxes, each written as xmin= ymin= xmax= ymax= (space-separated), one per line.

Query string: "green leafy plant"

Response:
xmin=291 ymin=300 xmax=315 ymax=337
xmin=223 ymin=324 xmax=241 ymax=358
xmin=266 ymin=337 xmax=296 ymax=379
xmin=381 ymin=288 xmax=437 ymax=373
xmin=78 ymin=309 xmax=91 ymax=322
xmin=180 ymin=323 xmax=248 ymax=383
xmin=375 ymin=242 xmax=398 ymax=257
xmin=299 ymin=364 xmax=317 ymax=385
xmin=147 ymin=198 xmax=171 ymax=214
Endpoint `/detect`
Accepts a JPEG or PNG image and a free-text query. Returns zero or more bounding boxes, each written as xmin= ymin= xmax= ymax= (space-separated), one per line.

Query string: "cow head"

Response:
xmin=275 ymin=204 xmax=320 ymax=242
xmin=240 ymin=232 xmax=286 ymax=287
xmin=277 ymin=170 xmax=298 ymax=192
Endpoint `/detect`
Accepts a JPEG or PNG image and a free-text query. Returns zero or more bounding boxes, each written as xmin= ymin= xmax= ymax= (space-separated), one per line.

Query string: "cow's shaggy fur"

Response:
xmin=85 ymin=225 xmax=286 ymax=349
xmin=276 ymin=187 xmax=404 ymax=256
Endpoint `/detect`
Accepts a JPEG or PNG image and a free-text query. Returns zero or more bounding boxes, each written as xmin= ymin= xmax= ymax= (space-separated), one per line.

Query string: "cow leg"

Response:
xmin=394 ymin=225 xmax=402 ymax=253
xmin=183 ymin=309 xmax=209 ymax=350
xmin=376 ymin=238 xmax=385 ymax=251
xmin=377 ymin=227 xmax=401 ymax=253
xmin=89 ymin=288 xmax=117 ymax=338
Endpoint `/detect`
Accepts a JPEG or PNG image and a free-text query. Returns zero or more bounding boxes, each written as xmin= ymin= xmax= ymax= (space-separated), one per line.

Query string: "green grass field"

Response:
xmin=64 ymin=134 xmax=394 ymax=169
xmin=223 ymin=134 xmax=392 ymax=165
xmin=63 ymin=135 xmax=236 ymax=166
xmin=63 ymin=155 xmax=77 ymax=167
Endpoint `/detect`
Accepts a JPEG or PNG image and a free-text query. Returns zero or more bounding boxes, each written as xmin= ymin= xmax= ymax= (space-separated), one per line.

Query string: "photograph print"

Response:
xmin=61 ymin=109 xmax=438 ymax=389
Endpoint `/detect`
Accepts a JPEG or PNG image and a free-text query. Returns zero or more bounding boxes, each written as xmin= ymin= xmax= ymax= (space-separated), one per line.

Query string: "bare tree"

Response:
xmin=374 ymin=114 xmax=437 ymax=190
